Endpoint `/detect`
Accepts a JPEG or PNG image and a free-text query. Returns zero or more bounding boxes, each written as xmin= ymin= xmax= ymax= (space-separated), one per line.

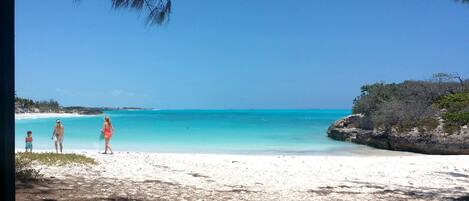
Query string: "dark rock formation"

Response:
xmin=327 ymin=114 xmax=469 ymax=154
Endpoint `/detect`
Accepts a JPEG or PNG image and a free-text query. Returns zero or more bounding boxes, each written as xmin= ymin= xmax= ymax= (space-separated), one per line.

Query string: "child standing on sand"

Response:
xmin=25 ymin=131 xmax=33 ymax=153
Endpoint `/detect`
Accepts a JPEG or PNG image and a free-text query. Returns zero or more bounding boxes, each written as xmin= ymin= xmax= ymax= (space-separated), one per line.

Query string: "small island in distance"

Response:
xmin=14 ymin=96 xmax=149 ymax=115
xmin=328 ymin=73 xmax=469 ymax=154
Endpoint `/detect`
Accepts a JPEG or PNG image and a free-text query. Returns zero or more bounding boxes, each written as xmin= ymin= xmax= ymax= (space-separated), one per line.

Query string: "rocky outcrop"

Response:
xmin=327 ymin=114 xmax=469 ymax=154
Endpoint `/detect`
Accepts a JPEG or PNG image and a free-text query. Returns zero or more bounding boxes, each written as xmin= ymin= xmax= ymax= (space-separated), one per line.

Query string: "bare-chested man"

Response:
xmin=51 ymin=119 xmax=64 ymax=153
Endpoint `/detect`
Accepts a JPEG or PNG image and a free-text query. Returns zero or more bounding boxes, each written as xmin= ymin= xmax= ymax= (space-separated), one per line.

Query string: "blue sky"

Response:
xmin=15 ymin=0 xmax=469 ymax=109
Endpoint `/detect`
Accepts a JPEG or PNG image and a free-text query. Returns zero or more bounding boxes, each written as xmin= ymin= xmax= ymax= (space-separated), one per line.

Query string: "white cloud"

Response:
xmin=111 ymin=89 xmax=135 ymax=97
xmin=55 ymin=88 xmax=70 ymax=94
xmin=55 ymin=88 xmax=78 ymax=96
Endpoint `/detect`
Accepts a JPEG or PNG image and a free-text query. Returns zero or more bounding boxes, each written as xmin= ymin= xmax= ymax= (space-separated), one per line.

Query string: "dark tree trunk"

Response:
xmin=0 ymin=0 xmax=15 ymax=200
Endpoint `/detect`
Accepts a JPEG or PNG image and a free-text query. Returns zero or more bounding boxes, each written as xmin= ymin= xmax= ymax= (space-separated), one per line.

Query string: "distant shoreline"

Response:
xmin=14 ymin=109 xmax=151 ymax=120
xmin=15 ymin=112 xmax=98 ymax=120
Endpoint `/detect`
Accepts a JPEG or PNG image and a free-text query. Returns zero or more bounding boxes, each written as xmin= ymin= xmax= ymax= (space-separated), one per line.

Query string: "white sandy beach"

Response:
xmin=14 ymin=112 xmax=469 ymax=200
xmin=15 ymin=113 xmax=95 ymax=120
xmin=27 ymin=150 xmax=469 ymax=200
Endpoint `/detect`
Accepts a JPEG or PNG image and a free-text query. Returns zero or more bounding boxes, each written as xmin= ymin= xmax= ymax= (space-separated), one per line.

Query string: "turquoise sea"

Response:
xmin=15 ymin=109 xmax=360 ymax=154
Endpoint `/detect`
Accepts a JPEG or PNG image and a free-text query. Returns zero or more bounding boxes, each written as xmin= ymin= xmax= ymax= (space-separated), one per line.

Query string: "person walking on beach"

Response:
xmin=51 ymin=119 xmax=64 ymax=153
xmin=101 ymin=116 xmax=114 ymax=154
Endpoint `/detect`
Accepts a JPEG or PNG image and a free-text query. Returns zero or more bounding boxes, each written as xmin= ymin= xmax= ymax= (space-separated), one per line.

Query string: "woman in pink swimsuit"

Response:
xmin=102 ymin=116 xmax=114 ymax=154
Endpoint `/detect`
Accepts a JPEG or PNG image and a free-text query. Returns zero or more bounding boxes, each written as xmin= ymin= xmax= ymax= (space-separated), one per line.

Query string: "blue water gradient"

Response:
xmin=15 ymin=109 xmax=359 ymax=154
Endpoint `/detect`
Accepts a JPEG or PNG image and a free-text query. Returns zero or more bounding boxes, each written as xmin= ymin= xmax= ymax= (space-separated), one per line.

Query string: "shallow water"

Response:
xmin=15 ymin=109 xmax=369 ymax=154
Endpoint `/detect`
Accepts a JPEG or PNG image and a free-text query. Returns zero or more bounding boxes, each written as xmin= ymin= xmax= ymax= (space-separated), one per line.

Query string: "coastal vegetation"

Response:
xmin=15 ymin=152 xmax=96 ymax=180
xmin=15 ymin=95 xmax=148 ymax=114
xmin=15 ymin=96 xmax=60 ymax=113
xmin=16 ymin=152 xmax=97 ymax=166
xmin=352 ymin=73 xmax=469 ymax=134
xmin=435 ymin=92 xmax=469 ymax=133
xmin=328 ymin=73 xmax=469 ymax=154
xmin=15 ymin=96 xmax=103 ymax=114
xmin=15 ymin=154 xmax=42 ymax=181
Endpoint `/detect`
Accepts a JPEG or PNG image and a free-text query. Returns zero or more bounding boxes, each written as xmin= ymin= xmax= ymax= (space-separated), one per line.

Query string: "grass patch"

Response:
xmin=16 ymin=152 xmax=97 ymax=166
xmin=15 ymin=152 xmax=96 ymax=181
xmin=16 ymin=154 xmax=42 ymax=181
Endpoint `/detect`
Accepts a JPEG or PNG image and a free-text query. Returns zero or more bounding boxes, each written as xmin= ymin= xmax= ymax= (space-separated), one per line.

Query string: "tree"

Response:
xmin=432 ymin=72 xmax=466 ymax=92
xmin=110 ymin=0 xmax=171 ymax=26
xmin=75 ymin=0 xmax=172 ymax=26
xmin=352 ymin=73 xmax=468 ymax=133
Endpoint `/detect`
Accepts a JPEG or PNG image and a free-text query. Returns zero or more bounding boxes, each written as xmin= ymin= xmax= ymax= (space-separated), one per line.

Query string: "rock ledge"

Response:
xmin=327 ymin=114 xmax=469 ymax=154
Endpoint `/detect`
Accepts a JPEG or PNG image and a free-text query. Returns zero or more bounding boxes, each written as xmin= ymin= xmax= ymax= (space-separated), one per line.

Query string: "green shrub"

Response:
xmin=434 ymin=92 xmax=469 ymax=134
xmin=442 ymin=112 xmax=469 ymax=125
xmin=435 ymin=93 xmax=469 ymax=112
xmin=15 ymin=152 xmax=96 ymax=180
xmin=352 ymin=74 xmax=468 ymax=133
xmin=16 ymin=152 xmax=96 ymax=166
xmin=15 ymin=153 xmax=42 ymax=181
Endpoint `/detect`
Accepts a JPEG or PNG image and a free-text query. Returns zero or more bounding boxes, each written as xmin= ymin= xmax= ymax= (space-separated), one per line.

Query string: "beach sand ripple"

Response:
xmin=16 ymin=151 xmax=469 ymax=200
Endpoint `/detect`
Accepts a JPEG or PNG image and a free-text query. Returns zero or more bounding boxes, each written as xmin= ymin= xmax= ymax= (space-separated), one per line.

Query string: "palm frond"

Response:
xmin=111 ymin=0 xmax=171 ymax=26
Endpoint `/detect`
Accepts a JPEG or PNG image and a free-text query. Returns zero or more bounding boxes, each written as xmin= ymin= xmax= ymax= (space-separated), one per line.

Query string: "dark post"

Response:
xmin=0 ymin=0 xmax=15 ymax=200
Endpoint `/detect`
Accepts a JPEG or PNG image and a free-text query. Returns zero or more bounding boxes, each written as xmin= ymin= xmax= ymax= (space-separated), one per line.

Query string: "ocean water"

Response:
xmin=15 ymin=109 xmax=360 ymax=154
